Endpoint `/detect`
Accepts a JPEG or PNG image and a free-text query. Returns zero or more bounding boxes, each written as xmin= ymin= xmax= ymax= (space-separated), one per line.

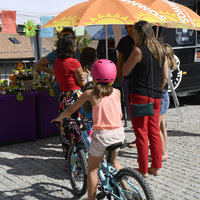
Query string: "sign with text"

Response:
xmin=1 ymin=11 xmax=16 ymax=34
xmin=40 ymin=16 xmax=54 ymax=37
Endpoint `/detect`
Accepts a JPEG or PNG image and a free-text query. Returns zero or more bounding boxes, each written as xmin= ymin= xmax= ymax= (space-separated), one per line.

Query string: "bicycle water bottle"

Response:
xmin=98 ymin=167 xmax=105 ymax=183
xmin=81 ymin=130 xmax=91 ymax=150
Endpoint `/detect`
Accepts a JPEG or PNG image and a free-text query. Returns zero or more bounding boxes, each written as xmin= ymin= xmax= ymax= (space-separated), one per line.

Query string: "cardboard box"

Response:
xmin=24 ymin=80 xmax=32 ymax=91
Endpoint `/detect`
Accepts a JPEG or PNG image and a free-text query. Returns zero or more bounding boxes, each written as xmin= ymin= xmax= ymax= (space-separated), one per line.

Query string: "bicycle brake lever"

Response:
xmin=52 ymin=121 xmax=61 ymax=125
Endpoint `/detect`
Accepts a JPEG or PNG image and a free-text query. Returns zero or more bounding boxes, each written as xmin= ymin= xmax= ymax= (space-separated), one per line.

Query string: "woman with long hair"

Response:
xmin=80 ymin=47 xmax=97 ymax=83
xmin=160 ymin=43 xmax=177 ymax=161
xmin=123 ymin=20 xmax=168 ymax=177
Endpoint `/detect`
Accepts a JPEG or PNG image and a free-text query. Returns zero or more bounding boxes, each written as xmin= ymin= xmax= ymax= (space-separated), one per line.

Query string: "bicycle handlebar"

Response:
xmin=52 ymin=118 xmax=92 ymax=131
xmin=52 ymin=121 xmax=61 ymax=125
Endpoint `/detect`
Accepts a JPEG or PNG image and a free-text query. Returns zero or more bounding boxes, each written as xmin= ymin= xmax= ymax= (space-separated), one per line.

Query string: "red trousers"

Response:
xmin=128 ymin=93 xmax=162 ymax=173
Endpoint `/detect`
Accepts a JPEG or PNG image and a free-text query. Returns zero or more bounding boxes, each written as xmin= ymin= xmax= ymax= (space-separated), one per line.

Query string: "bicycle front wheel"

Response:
xmin=67 ymin=144 xmax=88 ymax=196
xmin=113 ymin=168 xmax=154 ymax=200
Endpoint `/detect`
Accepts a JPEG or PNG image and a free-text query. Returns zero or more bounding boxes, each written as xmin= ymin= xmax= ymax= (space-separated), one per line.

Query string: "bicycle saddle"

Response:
xmin=106 ymin=142 xmax=123 ymax=151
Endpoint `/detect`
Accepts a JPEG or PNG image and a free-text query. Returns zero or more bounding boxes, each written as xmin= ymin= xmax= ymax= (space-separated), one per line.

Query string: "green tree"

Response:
xmin=54 ymin=29 xmax=91 ymax=52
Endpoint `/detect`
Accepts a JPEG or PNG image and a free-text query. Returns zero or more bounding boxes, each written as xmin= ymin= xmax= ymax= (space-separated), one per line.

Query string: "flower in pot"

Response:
xmin=20 ymin=80 xmax=24 ymax=86
xmin=21 ymin=69 xmax=26 ymax=75
xmin=5 ymin=86 xmax=12 ymax=93
xmin=13 ymin=70 xmax=19 ymax=76
xmin=14 ymin=86 xmax=19 ymax=92
xmin=32 ymin=84 xmax=37 ymax=90
xmin=27 ymin=69 xmax=32 ymax=75
xmin=37 ymin=83 xmax=43 ymax=90
xmin=32 ymin=79 xmax=36 ymax=85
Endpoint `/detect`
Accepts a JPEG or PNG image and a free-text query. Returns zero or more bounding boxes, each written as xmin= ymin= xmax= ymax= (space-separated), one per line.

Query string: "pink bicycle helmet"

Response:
xmin=91 ymin=59 xmax=117 ymax=83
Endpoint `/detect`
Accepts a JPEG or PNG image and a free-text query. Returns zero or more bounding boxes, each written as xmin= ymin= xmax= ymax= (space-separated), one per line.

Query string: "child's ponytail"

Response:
xmin=93 ymin=83 xmax=113 ymax=98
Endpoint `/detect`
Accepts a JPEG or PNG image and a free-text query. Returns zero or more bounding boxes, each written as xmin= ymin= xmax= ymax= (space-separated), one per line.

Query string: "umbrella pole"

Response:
xmin=105 ymin=25 xmax=108 ymax=59
xmin=156 ymin=26 xmax=159 ymax=39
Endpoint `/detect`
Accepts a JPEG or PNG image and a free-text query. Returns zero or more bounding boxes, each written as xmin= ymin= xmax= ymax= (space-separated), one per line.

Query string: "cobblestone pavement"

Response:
xmin=0 ymin=96 xmax=200 ymax=200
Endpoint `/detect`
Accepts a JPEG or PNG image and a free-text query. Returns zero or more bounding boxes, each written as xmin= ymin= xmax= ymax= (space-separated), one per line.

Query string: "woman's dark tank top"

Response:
xmin=129 ymin=45 xmax=164 ymax=99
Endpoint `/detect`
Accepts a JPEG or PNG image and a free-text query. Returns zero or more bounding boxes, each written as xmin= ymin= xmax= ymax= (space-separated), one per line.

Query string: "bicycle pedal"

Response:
xmin=96 ymin=191 xmax=106 ymax=200
xmin=97 ymin=186 xmax=104 ymax=191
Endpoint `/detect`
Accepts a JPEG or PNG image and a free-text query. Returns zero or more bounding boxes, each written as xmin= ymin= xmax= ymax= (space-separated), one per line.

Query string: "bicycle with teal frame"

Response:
xmin=53 ymin=118 xmax=154 ymax=200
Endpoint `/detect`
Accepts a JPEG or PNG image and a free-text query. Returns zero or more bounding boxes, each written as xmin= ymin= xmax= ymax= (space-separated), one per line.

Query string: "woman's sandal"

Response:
xmin=127 ymin=141 xmax=136 ymax=148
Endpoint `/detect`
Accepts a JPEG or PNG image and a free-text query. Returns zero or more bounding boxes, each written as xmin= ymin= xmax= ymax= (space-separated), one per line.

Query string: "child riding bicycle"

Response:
xmin=52 ymin=59 xmax=125 ymax=200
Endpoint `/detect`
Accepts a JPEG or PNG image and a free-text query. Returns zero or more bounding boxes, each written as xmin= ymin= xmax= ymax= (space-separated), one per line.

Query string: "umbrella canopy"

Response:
xmin=40 ymin=0 xmax=170 ymax=59
xmin=91 ymin=25 xmax=127 ymax=40
xmin=152 ymin=0 xmax=200 ymax=30
xmin=40 ymin=0 xmax=200 ymax=58
xmin=41 ymin=0 xmax=200 ymax=30
xmin=41 ymin=0 xmax=171 ymax=29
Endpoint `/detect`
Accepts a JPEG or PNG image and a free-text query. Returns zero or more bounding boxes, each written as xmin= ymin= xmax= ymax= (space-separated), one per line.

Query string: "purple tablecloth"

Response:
xmin=35 ymin=91 xmax=59 ymax=139
xmin=0 ymin=91 xmax=38 ymax=143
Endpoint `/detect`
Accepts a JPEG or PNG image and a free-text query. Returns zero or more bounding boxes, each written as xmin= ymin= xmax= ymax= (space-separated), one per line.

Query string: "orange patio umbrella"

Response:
xmin=40 ymin=0 xmax=171 ymax=58
xmin=149 ymin=0 xmax=200 ymax=31
xmin=41 ymin=0 xmax=171 ymax=28
xmin=41 ymin=0 xmax=200 ymax=29
xmin=41 ymin=0 xmax=200 ymax=57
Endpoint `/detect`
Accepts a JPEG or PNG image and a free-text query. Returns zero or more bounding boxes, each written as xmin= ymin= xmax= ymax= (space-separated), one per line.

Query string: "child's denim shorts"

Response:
xmin=160 ymin=92 xmax=170 ymax=115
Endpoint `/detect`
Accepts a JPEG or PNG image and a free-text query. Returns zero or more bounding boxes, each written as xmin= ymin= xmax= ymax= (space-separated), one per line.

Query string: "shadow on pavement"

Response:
xmin=168 ymin=130 xmax=200 ymax=137
xmin=0 ymin=182 xmax=76 ymax=200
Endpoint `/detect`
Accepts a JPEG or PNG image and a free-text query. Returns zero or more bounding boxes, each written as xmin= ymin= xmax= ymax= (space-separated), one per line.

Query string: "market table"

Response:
xmin=0 ymin=91 xmax=38 ymax=144
xmin=35 ymin=91 xmax=60 ymax=139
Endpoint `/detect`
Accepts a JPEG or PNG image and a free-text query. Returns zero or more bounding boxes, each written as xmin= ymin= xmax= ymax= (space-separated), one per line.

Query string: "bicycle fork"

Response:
xmin=71 ymin=147 xmax=77 ymax=172
xmin=97 ymin=167 xmax=124 ymax=200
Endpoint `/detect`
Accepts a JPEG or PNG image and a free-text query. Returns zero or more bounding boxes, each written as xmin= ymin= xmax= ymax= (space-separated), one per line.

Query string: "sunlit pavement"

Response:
xmin=0 ymin=103 xmax=200 ymax=200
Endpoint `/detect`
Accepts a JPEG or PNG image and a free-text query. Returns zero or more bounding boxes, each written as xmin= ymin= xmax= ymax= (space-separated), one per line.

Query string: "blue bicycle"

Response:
xmin=53 ymin=118 xmax=89 ymax=196
xmin=96 ymin=142 xmax=154 ymax=200
xmin=53 ymin=118 xmax=154 ymax=199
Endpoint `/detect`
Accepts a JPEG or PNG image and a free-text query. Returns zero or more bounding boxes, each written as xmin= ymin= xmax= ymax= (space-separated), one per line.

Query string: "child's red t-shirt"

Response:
xmin=54 ymin=57 xmax=81 ymax=92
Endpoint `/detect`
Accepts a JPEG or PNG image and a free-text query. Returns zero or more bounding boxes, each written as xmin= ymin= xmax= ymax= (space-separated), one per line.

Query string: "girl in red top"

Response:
xmin=54 ymin=33 xmax=85 ymax=169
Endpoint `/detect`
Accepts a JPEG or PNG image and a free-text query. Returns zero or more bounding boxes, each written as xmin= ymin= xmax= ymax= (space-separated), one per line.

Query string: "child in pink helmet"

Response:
xmin=52 ymin=59 xmax=125 ymax=200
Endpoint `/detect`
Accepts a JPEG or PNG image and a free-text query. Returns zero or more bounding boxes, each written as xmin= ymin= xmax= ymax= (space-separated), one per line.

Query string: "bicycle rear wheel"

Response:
xmin=113 ymin=168 xmax=154 ymax=200
xmin=67 ymin=144 xmax=88 ymax=196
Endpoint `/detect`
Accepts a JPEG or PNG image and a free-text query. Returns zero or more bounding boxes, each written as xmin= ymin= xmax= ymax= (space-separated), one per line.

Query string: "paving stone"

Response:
xmin=0 ymin=99 xmax=200 ymax=199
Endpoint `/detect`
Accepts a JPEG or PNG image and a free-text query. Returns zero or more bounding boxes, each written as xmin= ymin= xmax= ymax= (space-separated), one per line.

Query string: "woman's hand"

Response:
xmin=78 ymin=72 xmax=87 ymax=81
xmin=74 ymin=67 xmax=85 ymax=88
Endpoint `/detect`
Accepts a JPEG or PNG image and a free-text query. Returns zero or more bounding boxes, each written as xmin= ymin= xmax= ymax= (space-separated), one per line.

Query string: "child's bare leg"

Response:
xmin=159 ymin=114 xmax=168 ymax=158
xmin=107 ymin=150 xmax=123 ymax=170
xmin=87 ymin=153 xmax=104 ymax=200
xmin=106 ymin=150 xmax=127 ymax=188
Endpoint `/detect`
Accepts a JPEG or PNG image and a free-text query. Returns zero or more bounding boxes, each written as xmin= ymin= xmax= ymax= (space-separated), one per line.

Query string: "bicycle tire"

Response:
xmin=67 ymin=144 xmax=88 ymax=196
xmin=113 ymin=167 xmax=154 ymax=200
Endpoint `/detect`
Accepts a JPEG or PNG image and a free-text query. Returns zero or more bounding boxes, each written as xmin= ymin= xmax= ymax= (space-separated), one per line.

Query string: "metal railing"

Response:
xmin=0 ymin=60 xmax=35 ymax=80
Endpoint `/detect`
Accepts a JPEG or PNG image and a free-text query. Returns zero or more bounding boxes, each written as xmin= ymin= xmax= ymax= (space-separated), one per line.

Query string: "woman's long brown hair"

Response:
xmin=134 ymin=20 xmax=164 ymax=67
xmin=162 ymin=43 xmax=177 ymax=71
